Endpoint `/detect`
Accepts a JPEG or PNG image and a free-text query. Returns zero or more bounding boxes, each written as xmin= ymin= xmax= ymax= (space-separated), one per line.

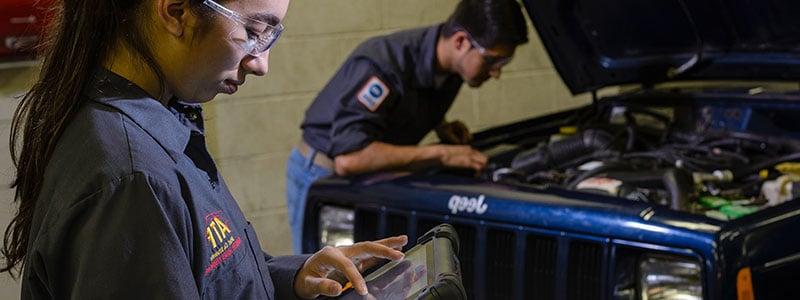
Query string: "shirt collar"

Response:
xmin=416 ymin=24 xmax=443 ymax=88
xmin=84 ymin=68 xmax=192 ymax=162
xmin=416 ymin=24 xmax=461 ymax=89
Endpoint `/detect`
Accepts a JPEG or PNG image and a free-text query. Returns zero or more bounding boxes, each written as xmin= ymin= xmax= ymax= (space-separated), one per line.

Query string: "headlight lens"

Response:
xmin=318 ymin=205 xmax=354 ymax=248
xmin=639 ymin=254 xmax=703 ymax=300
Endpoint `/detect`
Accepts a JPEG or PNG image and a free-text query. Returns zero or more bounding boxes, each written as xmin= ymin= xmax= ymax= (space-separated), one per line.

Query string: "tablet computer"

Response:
xmin=338 ymin=223 xmax=466 ymax=300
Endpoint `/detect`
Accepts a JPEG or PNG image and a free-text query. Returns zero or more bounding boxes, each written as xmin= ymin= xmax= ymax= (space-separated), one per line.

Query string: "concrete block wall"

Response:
xmin=0 ymin=0 xmax=589 ymax=297
xmin=205 ymin=0 xmax=589 ymax=257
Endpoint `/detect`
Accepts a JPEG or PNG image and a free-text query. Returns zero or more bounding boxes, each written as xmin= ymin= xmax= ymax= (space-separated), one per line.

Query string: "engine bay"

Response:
xmin=481 ymin=101 xmax=800 ymax=221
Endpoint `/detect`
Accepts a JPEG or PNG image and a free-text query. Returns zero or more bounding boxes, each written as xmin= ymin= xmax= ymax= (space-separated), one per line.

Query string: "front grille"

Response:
xmin=348 ymin=210 xmax=608 ymax=300
xmin=486 ymin=229 xmax=515 ymax=299
xmin=525 ymin=235 xmax=558 ymax=299
xmin=353 ymin=208 xmax=378 ymax=242
xmin=454 ymin=224 xmax=476 ymax=299
xmin=567 ymin=241 xmax=604 ymax=300
xmin=386 ymin=213 xmax=407 ymax=244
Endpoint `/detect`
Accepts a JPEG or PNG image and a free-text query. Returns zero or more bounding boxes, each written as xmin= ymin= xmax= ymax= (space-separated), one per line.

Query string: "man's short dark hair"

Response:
xmin=442 ymin=0 xmax=529 ymax=47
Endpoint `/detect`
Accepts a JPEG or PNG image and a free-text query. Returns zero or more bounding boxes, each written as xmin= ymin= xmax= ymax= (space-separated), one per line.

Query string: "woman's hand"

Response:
xmin=293 ymin=235 xmax=408 ymax=299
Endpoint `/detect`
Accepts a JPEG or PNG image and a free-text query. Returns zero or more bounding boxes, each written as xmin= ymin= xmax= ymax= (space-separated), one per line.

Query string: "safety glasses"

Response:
xmin=466 ymin=33 xmax=513 ymax=69
xmin=203 ymin=0 xmax=284 ymax=56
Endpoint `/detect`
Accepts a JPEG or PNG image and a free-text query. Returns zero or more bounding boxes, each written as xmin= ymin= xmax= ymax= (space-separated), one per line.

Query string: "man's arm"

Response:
xmin=333 ymin=141 xmax=487 ymax=176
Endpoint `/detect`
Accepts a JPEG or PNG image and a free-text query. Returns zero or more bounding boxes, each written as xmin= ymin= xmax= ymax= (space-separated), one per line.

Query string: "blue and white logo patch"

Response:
xmin=357 ymin=76 xmax=390 ymax=112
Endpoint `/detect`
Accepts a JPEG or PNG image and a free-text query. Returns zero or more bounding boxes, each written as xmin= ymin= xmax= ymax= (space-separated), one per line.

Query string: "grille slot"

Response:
xmin=567 ymin=241 xmax=604 ymax=300
xmin=486 ymin=229 xmax=515 ymax=299
xmin=452 ymin=224 xmax=476 ymax=300
xmin=524 ymin=235 xmax=558 ymax=300
xmin=353 ymin=209 xmax=378 ymax=242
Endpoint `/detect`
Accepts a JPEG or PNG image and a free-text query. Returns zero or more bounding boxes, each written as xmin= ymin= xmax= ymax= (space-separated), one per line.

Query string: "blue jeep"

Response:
xmin=303 ymin=0 xmax=800 ymax=299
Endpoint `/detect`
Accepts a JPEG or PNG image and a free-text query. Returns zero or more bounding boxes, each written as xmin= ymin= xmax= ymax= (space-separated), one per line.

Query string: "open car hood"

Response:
xmin=522 ymin=0 xmax=800 ymax=94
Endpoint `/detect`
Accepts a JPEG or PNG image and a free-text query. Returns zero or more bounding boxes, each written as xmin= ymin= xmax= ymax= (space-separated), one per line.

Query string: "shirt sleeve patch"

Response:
xmin=356 ymin=76 xmax=390 ymax=112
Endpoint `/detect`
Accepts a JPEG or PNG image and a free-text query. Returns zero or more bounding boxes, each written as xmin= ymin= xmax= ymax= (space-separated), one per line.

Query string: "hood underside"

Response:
xmin=522 ymin=0 xmax=800 ymax=94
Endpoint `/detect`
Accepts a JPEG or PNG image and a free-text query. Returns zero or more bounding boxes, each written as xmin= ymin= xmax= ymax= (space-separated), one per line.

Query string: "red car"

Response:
xmin=0 ymin=0 xmax=51 ymax=60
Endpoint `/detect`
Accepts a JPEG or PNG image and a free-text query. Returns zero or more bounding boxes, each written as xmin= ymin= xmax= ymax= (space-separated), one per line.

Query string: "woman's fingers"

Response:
xmin=343 ymin=241 xmax=405 ymax=262
xmin=370 ymin=235 xmax=408 ymax=251
xmin=303 ymin=276 xmax=344 ymax=297
xmin=296 ymin=236 xmax=410 ymax=298
xmin=324 ymin=248 xmax=369 ymax=295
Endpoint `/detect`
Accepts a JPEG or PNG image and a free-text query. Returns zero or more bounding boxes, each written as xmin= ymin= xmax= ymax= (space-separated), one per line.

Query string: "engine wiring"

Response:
xmin=486 ymin=103 xmax=800 ymax=220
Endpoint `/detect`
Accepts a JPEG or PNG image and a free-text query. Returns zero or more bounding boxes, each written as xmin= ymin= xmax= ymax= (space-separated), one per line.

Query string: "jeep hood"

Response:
xmin=522 ymin=0 xmax=800 ymax=94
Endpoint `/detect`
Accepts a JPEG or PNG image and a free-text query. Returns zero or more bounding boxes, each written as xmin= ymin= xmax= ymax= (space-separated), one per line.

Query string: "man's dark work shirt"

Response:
xmin=301 ymin=24 xmax=463 ymax=157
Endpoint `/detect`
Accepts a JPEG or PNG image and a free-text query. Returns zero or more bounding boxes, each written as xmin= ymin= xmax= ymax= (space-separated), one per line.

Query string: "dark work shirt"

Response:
xmin=21 ymin=69 xmax=308 ymax=299
xmin=301 ymin=24 xmax=464 ymax=157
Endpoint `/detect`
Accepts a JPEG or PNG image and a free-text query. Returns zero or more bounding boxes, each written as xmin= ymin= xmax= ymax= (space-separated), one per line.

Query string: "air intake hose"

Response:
xmin=605 ymin=168 xmax=694 ymax=210
xmin=511 ymin=129 xmax=614 ymax=173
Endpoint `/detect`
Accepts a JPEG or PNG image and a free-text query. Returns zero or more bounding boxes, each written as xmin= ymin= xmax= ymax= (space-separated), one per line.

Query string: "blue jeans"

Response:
xmin=286 ymin=148 xmax=332 ymax=254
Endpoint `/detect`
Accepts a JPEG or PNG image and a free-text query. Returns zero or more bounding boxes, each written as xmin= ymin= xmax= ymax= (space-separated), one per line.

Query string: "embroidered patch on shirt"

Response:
xmin=203 ymin=211 xmax=242 ymax=276
xmin=356 ymin=76 xmax=390 ymax=112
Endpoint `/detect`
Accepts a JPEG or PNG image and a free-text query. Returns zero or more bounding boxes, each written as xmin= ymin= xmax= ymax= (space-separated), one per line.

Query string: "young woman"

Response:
xmin=1 ymin=0 xmax=405 ymax=298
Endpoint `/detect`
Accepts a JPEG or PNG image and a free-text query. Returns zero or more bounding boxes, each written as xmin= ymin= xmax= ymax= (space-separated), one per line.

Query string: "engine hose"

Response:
xmin=566 ymin=163 xmax=623 ymax=189
xmin=660 ymin=168 xmax=694 ymax=210
xmin=597 ymin=168 xmax=693 ymax=209
xmin=511 ymin=129 xmax=614 ymax=173
xmin=731 ymin=152 xmax=800 ymax=179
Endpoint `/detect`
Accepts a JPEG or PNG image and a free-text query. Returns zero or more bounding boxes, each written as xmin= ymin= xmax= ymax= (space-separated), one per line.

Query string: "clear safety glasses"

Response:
xmin=468 ymin=38 xmax=513 ymax=68
xmin=460 ymin=29 xmax=513 ymax=69
xmin=203 ymin=0 xmax=284 ymax=56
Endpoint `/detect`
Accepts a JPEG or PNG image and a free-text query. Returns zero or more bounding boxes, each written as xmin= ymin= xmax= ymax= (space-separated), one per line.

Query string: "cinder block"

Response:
xmin=381 ymin=0 xmax=459 ymax=29
xmin=0 ymin=121 xmax=17 ymax=234
xmin=284 ymin=0 xmax=381 ymax=36
xmin=503 ymin=24 xmax=555 ymax=72
xmin=472 ymin=78 xmax=502 ymax=127
xmin=0 ymin=273 xmax=21 ymax=300
xmin=216 ymin=37 xmax=356 ymax=98
xmin=0 ymin=121 xmax=14 ymax=180
xmin=0 ymin=67 xmax=35 ymax=96
xmin=205 ymin=95 xmax=312 ymax=159
xmin=336 ymin=32 xmax=390 ymax=59
xmin=476 ymin=71 xmax=584 ymax=125
xmin=217 ymin=152 xmax=290 ymax=214
xmin=247 ymin=209 xmax=293 ymax=256
xmin=419 ymin=131 xmax=438 ymax=145
xmin=446 ymin=87 xmax=479 ymax=129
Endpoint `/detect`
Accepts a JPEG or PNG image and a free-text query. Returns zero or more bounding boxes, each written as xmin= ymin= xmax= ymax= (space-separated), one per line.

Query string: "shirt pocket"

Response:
xmin=201 ymin=241 xmax=247 ymax=299
xmin=242 ymin=222 xmax=275 ymax=298
xmin=200 ymin=217 xmax=262 ymax=299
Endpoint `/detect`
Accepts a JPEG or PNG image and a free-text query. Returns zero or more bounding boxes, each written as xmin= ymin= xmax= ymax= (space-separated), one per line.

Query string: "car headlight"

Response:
xmin=318 ymin=205 xmax=354 ymax=248
xmin=640 ymin=254 xmax=703 ymax=300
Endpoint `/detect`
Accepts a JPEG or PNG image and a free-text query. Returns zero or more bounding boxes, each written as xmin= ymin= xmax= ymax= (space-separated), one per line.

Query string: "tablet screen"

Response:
xmin=340 ymin=242 xmax=431 ymax=300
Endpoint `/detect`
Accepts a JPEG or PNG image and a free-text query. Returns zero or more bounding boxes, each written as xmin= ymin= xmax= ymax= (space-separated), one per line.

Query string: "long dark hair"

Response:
xmin=1 ymin=0 xmax=209 ymax=276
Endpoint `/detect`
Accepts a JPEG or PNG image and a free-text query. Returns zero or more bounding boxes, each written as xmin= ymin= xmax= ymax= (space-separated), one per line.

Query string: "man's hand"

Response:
xmin=435 ymin=145 xmax=488 ymax=171
xmin=294 ymin=236 xmax=408 ymax=299
xmin=436 ymin=120 xmax=473 ymax=145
